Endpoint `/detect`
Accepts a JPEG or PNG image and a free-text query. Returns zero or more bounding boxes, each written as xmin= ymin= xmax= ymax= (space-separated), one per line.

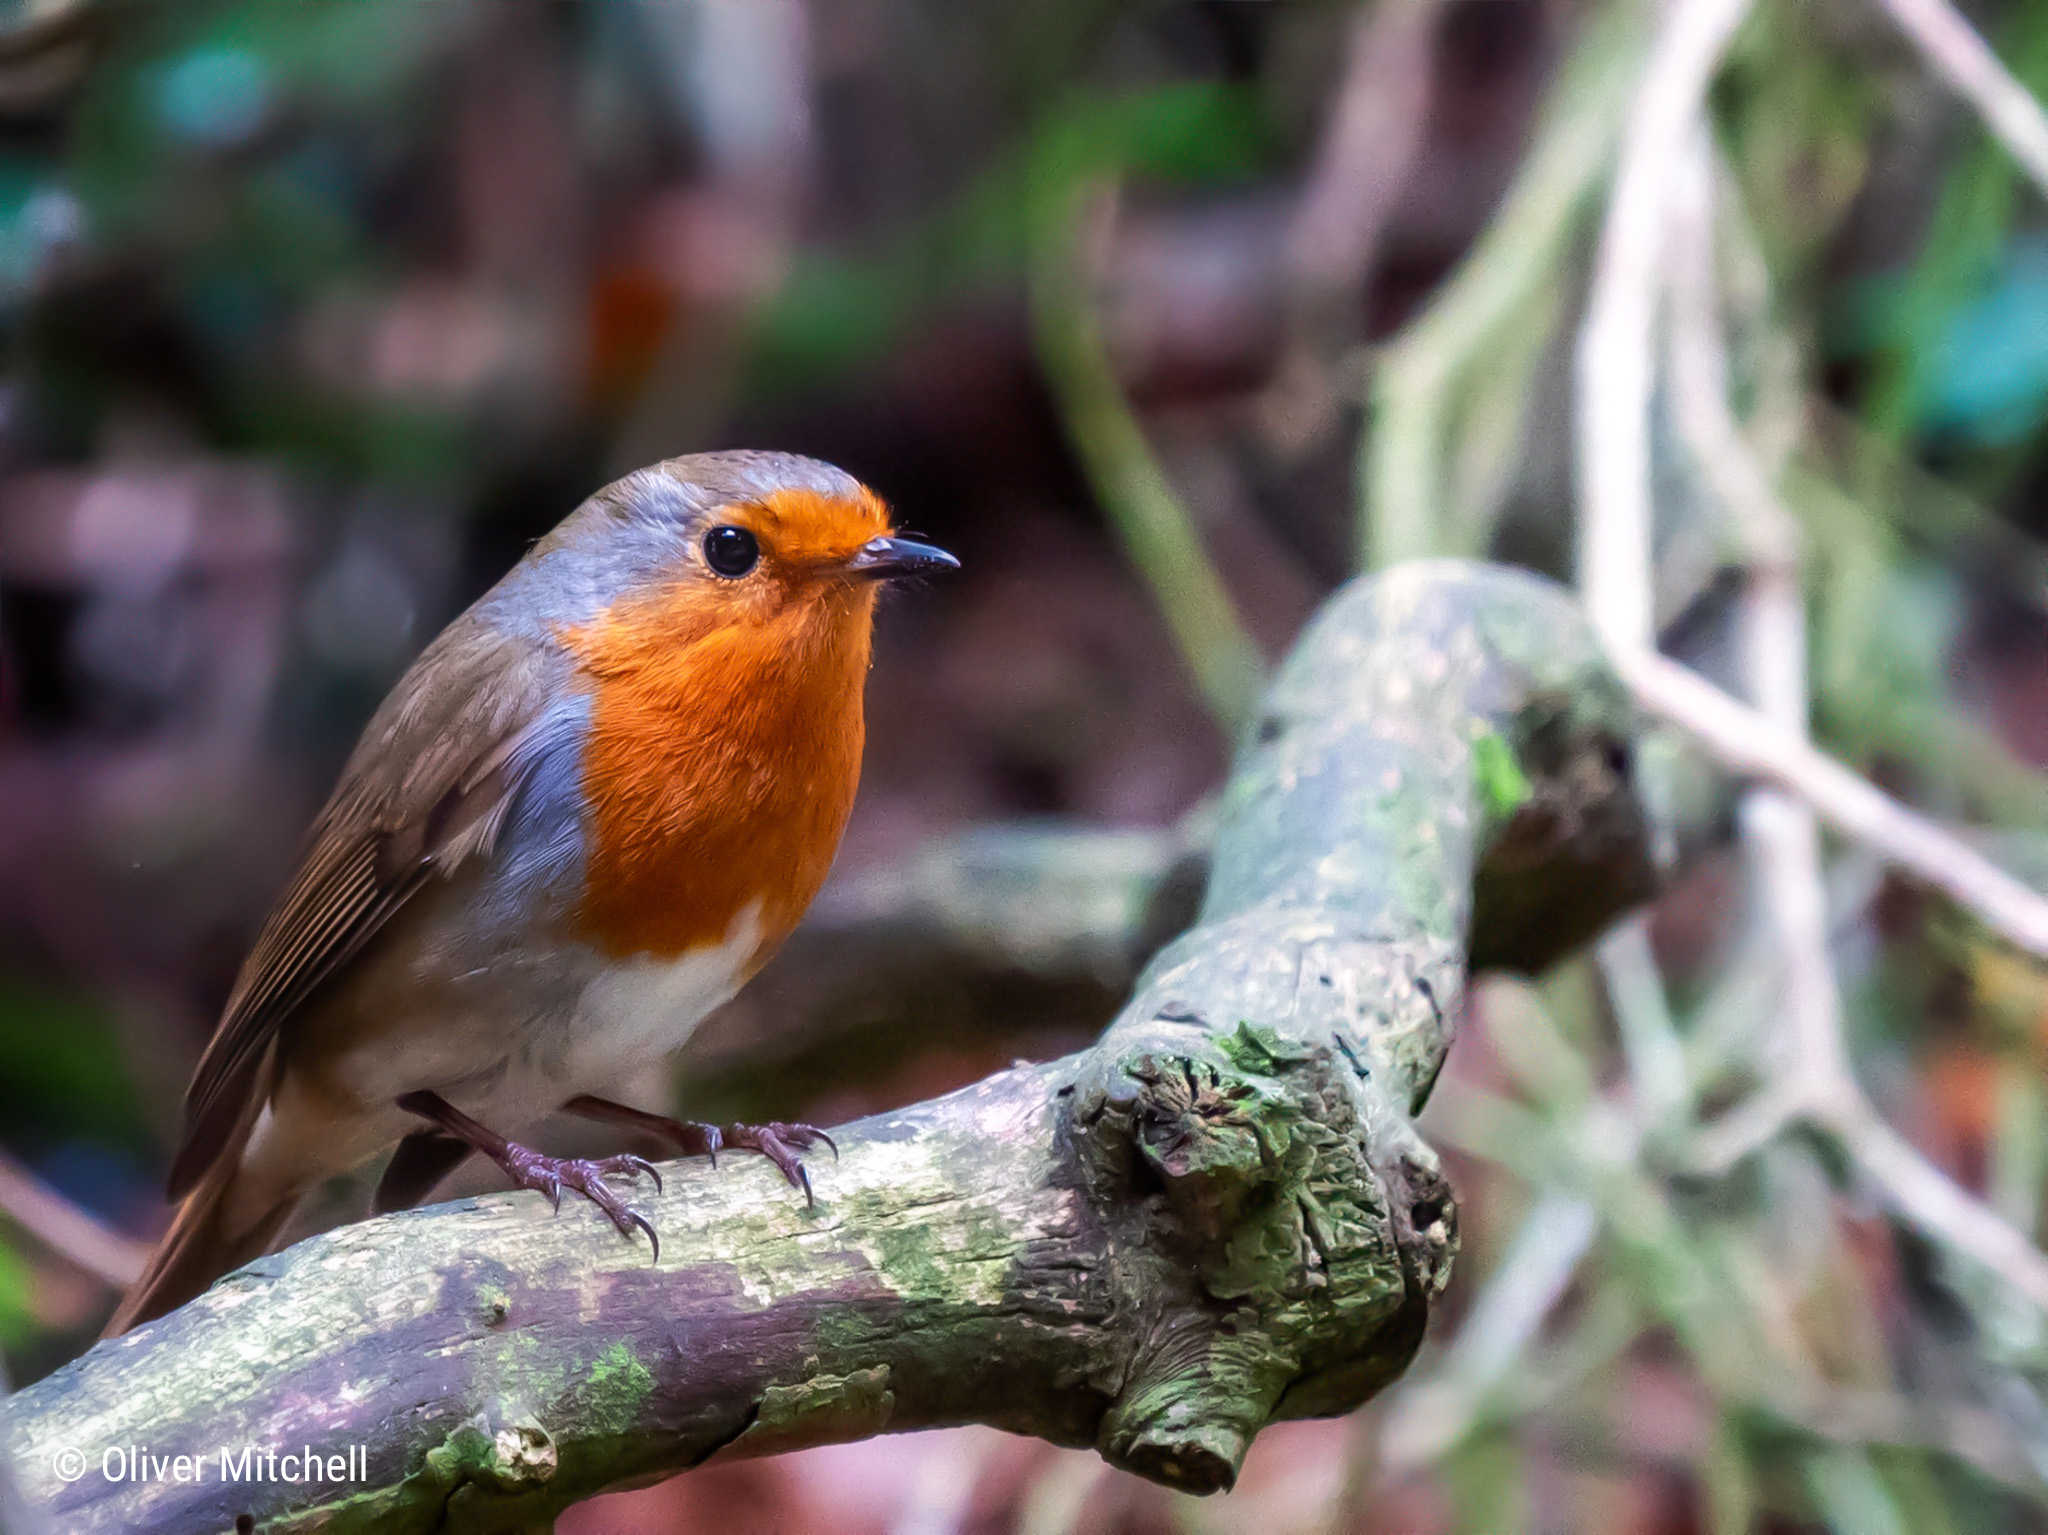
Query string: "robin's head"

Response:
xmin=633 ymin=457 xmax=955 ymax=644
xmin=492 ymin=451 xmax=957 ymax=653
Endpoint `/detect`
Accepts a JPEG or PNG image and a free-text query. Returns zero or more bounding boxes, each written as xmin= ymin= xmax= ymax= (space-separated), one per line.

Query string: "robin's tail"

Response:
xmin=104 ymin=1108 xmax=298 ymax=1337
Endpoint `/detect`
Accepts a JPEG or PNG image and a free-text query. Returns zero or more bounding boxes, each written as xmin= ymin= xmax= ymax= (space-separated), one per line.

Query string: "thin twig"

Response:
xmin=1264 ymin=0 xmax=1439 ymax=455
xmin=1843 ymin=1101 xmax=2048 ymax=1312
xmin=1598 ymin=921 xmax=1689 ymax=1130
xmin=1379 ymin=1189 xmax=1599 ymax=1470
xmin=1576 ymin=0 xmax=1753 ymax=649
xmin=1775 ymin=1380 xmax=2046 ymax=1496
xmin=1877 ymin=0 xmax=2048 ymax=196
xmin=1361 ymin=5 xmax=1644 ymax=570
xmin=1287 ymin=0 xmax=1438 ymax=313
xmin=1664 ymin=129 xmax=1846 ymax=1086
xmin=1664 ymin=137 xmax=1795 ymax=573
xmin=0 ymin=1146 xmax=146 ymax=1289
xmin=1658 ymin=138 xmax=2048 ymax=1317
xmin=1029 ymin=177 xmax=1265 ymax=730
xmin=1685 ymin=1080 xmax=1805 ymax=1177
xmin=1620 ymin=645 xmax=2048 ymax=961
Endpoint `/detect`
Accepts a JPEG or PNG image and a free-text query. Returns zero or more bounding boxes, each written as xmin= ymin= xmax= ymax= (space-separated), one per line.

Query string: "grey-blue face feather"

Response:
xmin=475 ymin=451 xmax=864 ymax=644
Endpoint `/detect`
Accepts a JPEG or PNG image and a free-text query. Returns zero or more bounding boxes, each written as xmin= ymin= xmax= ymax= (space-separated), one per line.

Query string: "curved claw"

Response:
xmin=625 ymin=1208 xmax=660 ymax=1264
xmin=562 ymin=1169 xmax=662 ymax=1263
xmin=770 ymin=1158 xmax=806 ymax=1195
xmin=762 ymin=1131 xmax=816 ymax=1206
xmin=658 ymin=1120 xmax=722 ymax=1168
xmin=776 ymin=1122 xmax=836 ymax=1161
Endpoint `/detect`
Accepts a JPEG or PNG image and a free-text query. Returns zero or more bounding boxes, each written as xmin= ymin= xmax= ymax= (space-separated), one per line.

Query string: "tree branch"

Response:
xmin=1575 ymin=0 xmax=1752 ymax=651
xmin=0 ymin=562 xmax=1657 ymax=1535
xmin=0 ymin=1148 xmax=147 ymax=1291
xmin=1877 ymin=0 xmax=2048 ymax=196
xmin=1618 ymin=644 xmax=2048 ymax=960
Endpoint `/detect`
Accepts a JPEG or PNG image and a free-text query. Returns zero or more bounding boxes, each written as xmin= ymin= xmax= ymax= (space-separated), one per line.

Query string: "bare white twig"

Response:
xmin=1266 ymin=0 xmax=1440 ymax=455
xmin=1576 ymin=0 xmax=1753 ymax=649
xmin=1665 ymin=129 xmax=1847 ymax=1086
xmin=1287 ymin=0 xmax=1438 ymax=303
xmin=1877 ymin=0 xmax=2048 ymax=197
xmin=1598 ymin=920 xmax=1689 ymax=1129
xmin=1845 ymin=1104 xmax=2048 ymax=1312
xmin=1620 ymin=645 xmax=2048 ymax=961
xmin=1656 ymin=121 xmax=2048 ymax=1317
xmin=0 ymin=1147 xmax=146 ymax=1289
xmin=1663 ymin=135 xmax=1795 ymax=575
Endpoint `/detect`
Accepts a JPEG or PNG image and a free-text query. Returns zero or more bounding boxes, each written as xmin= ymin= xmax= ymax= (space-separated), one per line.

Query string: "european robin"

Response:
xmin=108 ymin=451 xmax=957 ymax=1334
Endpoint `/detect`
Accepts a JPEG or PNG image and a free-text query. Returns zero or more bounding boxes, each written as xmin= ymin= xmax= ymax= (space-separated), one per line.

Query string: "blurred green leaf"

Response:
xmin=749 ymin=82 xmax=1272 ymax=393
xmin=0 ymin=1236 xmax=32 ymax=1353
xmin=1831 ymin=2 xmax=2048 ymax=463
xmin=0 ymin=983 xmax=146 ymax=1152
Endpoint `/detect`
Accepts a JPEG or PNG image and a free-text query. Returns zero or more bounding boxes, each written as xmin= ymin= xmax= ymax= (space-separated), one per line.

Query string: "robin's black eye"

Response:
xmin=703 ymin=524 xmax=759 ymax=578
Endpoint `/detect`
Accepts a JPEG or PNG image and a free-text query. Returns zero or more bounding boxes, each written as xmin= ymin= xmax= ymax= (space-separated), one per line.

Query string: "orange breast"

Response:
xmin=561 ymin=580 xmax=874 ymax=966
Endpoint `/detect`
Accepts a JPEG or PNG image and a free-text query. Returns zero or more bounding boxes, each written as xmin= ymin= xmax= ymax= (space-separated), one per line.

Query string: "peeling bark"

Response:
xmin=0 ymin=560 xmax=1657 ymax=1534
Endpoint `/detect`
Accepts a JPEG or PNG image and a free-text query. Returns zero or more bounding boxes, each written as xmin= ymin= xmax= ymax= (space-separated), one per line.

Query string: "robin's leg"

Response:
xmin=394 ymin=1091 xmax=662 ymax=1256
xmin=373 ymin=1129 xmax=474 ymax=1213
xmin=561 ymin=1094 xmax=836 ymax=1206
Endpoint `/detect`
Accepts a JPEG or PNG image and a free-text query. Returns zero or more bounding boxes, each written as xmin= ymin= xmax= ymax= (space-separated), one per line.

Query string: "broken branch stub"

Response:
xmin=1069 ymin=558 xmax=1652 ymax=1489
xmin=0 ymin=561 xmax=1655 ymax=1533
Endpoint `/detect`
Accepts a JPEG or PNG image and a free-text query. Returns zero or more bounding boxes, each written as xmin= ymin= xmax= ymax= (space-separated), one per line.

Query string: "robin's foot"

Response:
xmin=717 ymin=1121 xmax=836 ymax=1204
xmin=563 ymin=1095 xmax=837 ymax=1206
xmin=395 ymin=1090 xmax=663 ymax=1258
xmin=497 ymin=1144 xmax=662 ymax=1256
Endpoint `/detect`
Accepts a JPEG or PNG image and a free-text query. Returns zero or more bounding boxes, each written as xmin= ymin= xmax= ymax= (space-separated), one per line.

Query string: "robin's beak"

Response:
xmin=845 ymin=535 xmax=960 ymax=581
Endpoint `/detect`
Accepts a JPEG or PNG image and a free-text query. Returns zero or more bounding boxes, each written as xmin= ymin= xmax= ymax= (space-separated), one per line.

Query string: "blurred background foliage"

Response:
xmin=7 ymin=0 xmax=2048 ymax=1531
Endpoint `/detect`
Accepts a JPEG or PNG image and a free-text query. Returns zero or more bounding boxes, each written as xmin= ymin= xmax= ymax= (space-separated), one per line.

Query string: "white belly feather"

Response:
xmin=560 ymin=900 xmax=763 ymax=1089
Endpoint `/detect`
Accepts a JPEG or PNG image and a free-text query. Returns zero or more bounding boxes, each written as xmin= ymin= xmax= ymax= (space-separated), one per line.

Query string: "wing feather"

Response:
xmin=168 ymin=621 xmax=574 ymax=1196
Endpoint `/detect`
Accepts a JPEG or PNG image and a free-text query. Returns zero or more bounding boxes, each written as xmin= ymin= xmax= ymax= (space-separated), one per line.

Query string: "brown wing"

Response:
xmin=167 ymin=618 xmax=573 ymax=1197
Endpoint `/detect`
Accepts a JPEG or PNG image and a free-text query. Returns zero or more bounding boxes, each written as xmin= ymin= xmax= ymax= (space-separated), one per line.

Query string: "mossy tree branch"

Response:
xmin=0 ymin=562 xmax=1657 ymax=1535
